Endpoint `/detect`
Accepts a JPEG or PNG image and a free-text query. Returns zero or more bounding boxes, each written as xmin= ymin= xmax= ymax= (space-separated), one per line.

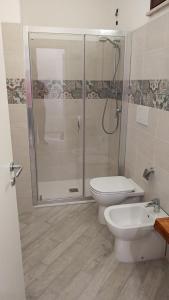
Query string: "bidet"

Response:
xmin=104 ymin=202 xmax=167 ymax=262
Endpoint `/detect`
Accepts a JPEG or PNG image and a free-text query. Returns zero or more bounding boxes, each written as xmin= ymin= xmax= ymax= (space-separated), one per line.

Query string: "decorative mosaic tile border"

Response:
xmin=6 ymin=79 xmax=26 ymax=104
xmin=129 ymin=80 xmax=169 ymax=111
xmin=33 ymin=80 xmax=82 ymax=99
xmin=86 ymin=80 xmax=123 ymax=100
xmin=32 ymin=80 xmax=123 ymax=100
xmin=6 ymin=79 xmax=123 ymax=104
xmin=7 ymin=78 xmax=169 ymax=111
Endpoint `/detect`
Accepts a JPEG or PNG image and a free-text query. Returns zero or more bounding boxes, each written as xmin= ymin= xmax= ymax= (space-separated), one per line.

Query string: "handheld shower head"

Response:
xmin=99 ymin=36 xmax=108 ymax=43
xmin=99 ymin=36 xmax=120 ymax=49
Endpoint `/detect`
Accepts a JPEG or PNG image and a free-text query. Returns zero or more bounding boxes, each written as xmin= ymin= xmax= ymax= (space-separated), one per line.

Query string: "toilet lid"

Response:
xmin=90 ymin=176 xmax=135 ymax=194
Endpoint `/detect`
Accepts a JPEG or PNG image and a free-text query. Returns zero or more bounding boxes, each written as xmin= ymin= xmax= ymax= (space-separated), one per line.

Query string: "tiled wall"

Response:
xmin=125 ymin=12 xmax=169 ymax=214
xmin=129 ymin=80 xmax=169 ymax=110
xmin=6 ymin=79 xmax=122 ymax=102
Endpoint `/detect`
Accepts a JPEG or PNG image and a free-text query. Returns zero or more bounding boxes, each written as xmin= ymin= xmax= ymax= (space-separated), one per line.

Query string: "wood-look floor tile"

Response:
xmin=19 ymin=203 xmax=169 ymax=300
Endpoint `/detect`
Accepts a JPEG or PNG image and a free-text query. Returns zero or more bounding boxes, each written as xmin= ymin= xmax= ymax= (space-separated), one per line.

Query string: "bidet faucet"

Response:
xmin=146 ymin=198 xmax=160 ymax=213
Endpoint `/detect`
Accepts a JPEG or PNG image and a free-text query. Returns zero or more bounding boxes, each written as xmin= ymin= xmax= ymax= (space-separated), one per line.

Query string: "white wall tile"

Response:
xmin=125 ymin=103 xmax=169 ymax=214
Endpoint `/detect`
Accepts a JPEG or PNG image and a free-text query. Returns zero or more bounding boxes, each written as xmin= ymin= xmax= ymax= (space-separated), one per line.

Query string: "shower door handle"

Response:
xmin=77 ymin=116 xmax=81 ymax=132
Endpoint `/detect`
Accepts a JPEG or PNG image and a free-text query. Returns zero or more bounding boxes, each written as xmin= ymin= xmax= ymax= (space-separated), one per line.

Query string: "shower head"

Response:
xmin=99 ymin=36 xmax=107 ymax=43
xmin=99 ymin=36 xmax=120 ymax=49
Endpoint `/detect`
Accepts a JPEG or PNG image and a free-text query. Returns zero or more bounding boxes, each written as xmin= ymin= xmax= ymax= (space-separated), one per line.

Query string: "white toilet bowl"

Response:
xmin=90 ymin=176 xmax=144 ymax=224
xmin=104 ymin=203 xmax=167 ymax=263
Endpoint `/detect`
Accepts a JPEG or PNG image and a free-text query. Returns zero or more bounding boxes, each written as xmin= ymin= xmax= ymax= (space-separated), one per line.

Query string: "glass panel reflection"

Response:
xmin=29 ymin=33 xmax=84 ymax=201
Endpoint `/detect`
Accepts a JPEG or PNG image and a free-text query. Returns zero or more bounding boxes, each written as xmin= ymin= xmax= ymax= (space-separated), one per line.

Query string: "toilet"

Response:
xmin=104 ymin=202 xmax=167 ymax=263
xmin=90 ymin=176 xmax=144 ymax=224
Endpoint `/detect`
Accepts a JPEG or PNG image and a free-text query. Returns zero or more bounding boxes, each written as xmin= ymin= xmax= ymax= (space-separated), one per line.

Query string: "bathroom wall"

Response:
xmin=113 ymin=0 xmax=150 ymax=30
xmin=0 ymin=0 xmax=21 ymax=22
xmin=20 ymin=0 xmax=114 ymax=29
xmin=21 ymin=0 xmax=169 ymax=31
xmin=125 ymin=11 xmax=169 ymax=214
xmin=113 ymin=0 xmax=169 ymax=30
xmin=2 ymin=23 xmax=33 ymax=213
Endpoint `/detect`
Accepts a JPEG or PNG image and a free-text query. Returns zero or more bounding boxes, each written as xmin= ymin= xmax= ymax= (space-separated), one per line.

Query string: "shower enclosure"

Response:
xmin=24 ymin=27 xmax=126 ymax=205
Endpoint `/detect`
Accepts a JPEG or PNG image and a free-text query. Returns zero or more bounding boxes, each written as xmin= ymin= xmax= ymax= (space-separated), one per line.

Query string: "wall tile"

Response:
xmin=125 ymin=103 xmax=169 ymax=214
xmin=154 ymin=139 xmax=169 ymax=173
xmin=129 ymin=80 xmax=169 ymax=110
xmin=156 ymin=109 xmax=169 ymax=142
xmin=126 ymin=12 xmax=169 ymax=214
xmin=143 ymin=49 xmax=169 ymax=80
xmin=144 ymin=15 xmax=168 ymax=52
xmin=2 ymin=23 xmax=24 ymax=78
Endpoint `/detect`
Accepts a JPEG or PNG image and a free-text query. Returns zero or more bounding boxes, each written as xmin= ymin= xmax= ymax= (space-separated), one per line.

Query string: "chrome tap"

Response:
xmin=146 ymin=198 xmax=160 ymax=213
xmin=143 ymin=167 xmax=155 ymax=180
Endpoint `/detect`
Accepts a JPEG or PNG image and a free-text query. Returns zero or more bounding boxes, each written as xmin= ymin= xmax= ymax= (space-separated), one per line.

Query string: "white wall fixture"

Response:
xmin=136 ymin=105 xmax=149 ymax=126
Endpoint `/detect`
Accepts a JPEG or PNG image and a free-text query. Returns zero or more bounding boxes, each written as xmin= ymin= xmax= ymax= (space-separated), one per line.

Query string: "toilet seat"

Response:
xmin=90 ymin=187 xmax=128 ymax=203
xmin=90 ymin=176 xmax=135 ymax=195
xmin=90 ymin=186 xmax=131 ymax=195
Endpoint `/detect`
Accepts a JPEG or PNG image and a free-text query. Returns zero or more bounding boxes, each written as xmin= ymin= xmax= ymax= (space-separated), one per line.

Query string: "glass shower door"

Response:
xmin=29 ymin=33 xmax=84 ymax=202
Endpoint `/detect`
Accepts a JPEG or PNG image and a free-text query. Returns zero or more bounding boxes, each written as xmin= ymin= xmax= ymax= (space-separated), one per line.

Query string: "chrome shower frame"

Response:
xmin=23 ymin=26 xmax=129 ymax=206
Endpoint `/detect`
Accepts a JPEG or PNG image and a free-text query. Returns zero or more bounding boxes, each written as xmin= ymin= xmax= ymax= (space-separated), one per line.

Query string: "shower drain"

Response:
xmin=69 ymin=188 xmax=79 ymax=193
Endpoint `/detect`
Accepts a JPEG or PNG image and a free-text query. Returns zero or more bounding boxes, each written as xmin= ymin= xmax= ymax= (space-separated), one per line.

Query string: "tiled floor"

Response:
xmin=19 ymin=203 xmax=169 ymax=300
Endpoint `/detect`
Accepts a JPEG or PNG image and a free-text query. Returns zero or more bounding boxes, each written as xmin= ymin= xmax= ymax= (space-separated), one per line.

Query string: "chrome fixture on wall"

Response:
xmin=143 ymin=167 xmax=155 ymax=181
xmin=146 ymin=198 xmax=160 ymax=213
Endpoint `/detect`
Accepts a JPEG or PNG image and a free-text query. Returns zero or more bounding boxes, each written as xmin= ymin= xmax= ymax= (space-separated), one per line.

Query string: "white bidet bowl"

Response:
xmin=104 ymin=203 xmax=167 ymax=263
xmin=90 ymin=176 xmax=144 ymax=224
